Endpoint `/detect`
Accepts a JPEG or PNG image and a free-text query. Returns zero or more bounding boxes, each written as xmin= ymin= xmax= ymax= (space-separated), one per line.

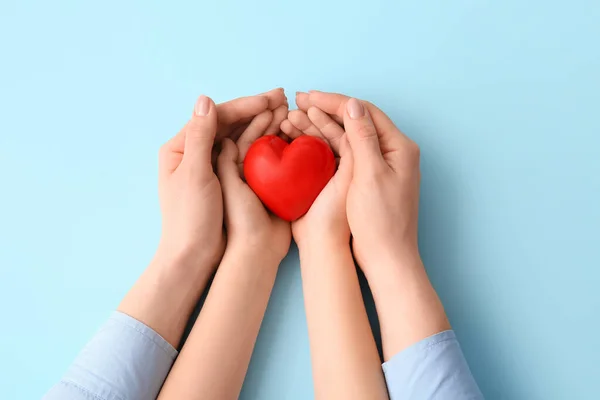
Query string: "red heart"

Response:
xmin=244 ymin=135 xmax=336 ymax=221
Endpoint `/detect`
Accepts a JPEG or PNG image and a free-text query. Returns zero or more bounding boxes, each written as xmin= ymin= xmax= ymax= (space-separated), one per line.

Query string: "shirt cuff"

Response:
xmin=383 ymin=330 xmax=483 ymax=400
xmin=45 ymin=311 xmax=178 ymax=400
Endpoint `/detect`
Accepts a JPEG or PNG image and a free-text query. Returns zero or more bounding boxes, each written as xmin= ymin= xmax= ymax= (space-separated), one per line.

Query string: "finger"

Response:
xmin=288 ymin=110 xmax=323 ymax=139
xmin=217 ymin=138 xmax=244 ymax=194
xmin=303 ymin=91 xmax=343 ymax=124
xmin=216 ymin=96 xmax=269 ymax=129
xmin=237 ymin=110 xmax=273 ymax=161
xmin=158 ymin=124 xmax=186 ymax=175
xmin=307 ymin=90 xmax=348 ymax=119
xmin=265 ymin=104 xmax=288 ymax=135
xmin=343 ymin=98 xmax=386 ymax=177
xmin=296 ymin=91 xmax=344 ymax=124
xmin=295 ymin=91 xmax=310 ymax=112
xmin=183 ymin=95 xmax=218 ymax=169
xmin=228 ymin=123 xmax=249 ymax=144
xmin=307 ymin=106 xmax=345 ymax=155
xmin=217 ymin=89 xmax=287 ymax=141
xmin=280 ymin=119 xmax=303 ymax=139
xmin=308 ymin=90 xmax=408 ymax=147
xmin=259 ymin=87 xmax=288 ymax=109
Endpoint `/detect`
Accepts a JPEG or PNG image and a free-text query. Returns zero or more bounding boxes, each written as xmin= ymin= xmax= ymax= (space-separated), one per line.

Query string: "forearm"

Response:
xmin=118 ymin=251 xmax=213 ymax=348
xmin=364 ymin=251 xmax=450 ymax=361
xmin=299 ymin=242 xmax=388 ymax=400
xmin=44 ymin=251 xmax=209 ymax=400
xmin=158 ymin=248 xmax=281 ymax=400
xmin=364 ymin=253 xmax=482 ymax=399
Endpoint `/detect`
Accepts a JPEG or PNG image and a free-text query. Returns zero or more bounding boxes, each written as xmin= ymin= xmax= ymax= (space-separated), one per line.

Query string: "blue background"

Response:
xmin=1 ymin=0 xmax=599 ymax=398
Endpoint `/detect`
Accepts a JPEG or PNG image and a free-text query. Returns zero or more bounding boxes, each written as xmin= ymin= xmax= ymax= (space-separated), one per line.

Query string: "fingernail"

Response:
xmin=347 ymin=98 xmax=364 ymax=119
xmin=194 ymin=95 xmax=210 ymax=116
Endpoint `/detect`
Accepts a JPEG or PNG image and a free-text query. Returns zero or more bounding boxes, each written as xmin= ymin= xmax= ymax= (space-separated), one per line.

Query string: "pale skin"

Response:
xmin=293 ymin=90 xmax=451 ymax=361
xmin=281 ymin=108 xmax=389 ymax=399
xmin=118 ymin=88 xmax=288 ymax=349
xmin=120 ymin=88 xmax=450 ymax=399
xmin=157 ymin=98 xmax=291 ymax=400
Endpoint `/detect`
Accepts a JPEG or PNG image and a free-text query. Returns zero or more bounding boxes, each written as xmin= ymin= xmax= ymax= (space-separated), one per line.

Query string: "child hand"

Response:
xmin=280 ymin=109 xmax=353 ymax=249
xmin=217 ymin=111 xmax=291 ymax=262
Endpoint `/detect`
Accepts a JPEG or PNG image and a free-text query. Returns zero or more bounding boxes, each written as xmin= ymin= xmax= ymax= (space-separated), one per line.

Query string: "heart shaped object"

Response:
xmin=244 ymin=135 xmax=336 ymax=221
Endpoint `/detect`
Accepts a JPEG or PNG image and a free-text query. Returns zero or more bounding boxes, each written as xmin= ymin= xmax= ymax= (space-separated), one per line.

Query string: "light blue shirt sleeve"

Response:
xmin=44 ymin=311 xmax=178 ymax=400
xmin=383 ymin=330 xmax=484 ymax=399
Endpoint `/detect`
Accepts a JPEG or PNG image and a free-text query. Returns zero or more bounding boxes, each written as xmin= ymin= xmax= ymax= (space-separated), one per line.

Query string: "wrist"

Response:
xmin=149 ymin=249 xmax=213 ymax=285
xmin=358 ymin=245 xmax=426 ymax=284
xmin=155 ymin=235 xmax=224 ymax=273
xmin=222 ymin=244 xmax=283 ymax=270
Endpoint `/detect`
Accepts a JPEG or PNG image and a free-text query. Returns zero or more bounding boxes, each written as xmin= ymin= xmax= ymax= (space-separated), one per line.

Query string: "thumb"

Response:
xmin=343 ymin=98 xmax=386 ymax=177
xmin=183 ymin=95 xmax=218 ymax=169
xmin=217 ymin=138 xmax=243 ymax=195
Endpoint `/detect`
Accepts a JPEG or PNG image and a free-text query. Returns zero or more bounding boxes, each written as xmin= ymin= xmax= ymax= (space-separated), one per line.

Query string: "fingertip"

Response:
xmin=217 ymin=137 xmax=235 ymax=161
xmin=295 ymin=91 xmax=310 ymax=111
xmin=262 ymin=88 xmax=286 ymax=109
xmin=287 ymin=110 xmax=305 ymax=126
xmin=194 ymin=95 xmax=215 ymax=117
xmin=266 ymin=104 xmax=288 ymax=135
xmin=216 ymin=139 xmax=236 ymax=174
xmin=279 ymin=88 xmax=289 ymax=105
xmin=221 ymin=137 xmax=237 ymax=154
xmin=280 ymin=119 xmax=303 ymax=139
xmin=280 ymin=119 xmax=293 ymax=134
xmin=307 ymin=106 xmax=323 ymax=120
xmin=346 ymin=98 xmax=365 ymax=120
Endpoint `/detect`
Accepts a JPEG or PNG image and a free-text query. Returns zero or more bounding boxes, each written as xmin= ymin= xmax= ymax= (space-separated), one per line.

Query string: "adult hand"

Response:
xmin=158 ymin=108 xmax=291 ymax=400
xmin=156 ymin=89 xmax=288 ymax=272
xmin=295 ymin=91 xmax=420 ymax=275
xmin=118 ymin=89 xmax=286 ymax=348
xmin=296 ymin=90 xmax=449 ymax=360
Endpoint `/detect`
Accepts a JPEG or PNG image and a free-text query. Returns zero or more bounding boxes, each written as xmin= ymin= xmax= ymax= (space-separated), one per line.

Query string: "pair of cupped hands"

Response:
xmin=156 ymin=88 xmax=421 ymax=279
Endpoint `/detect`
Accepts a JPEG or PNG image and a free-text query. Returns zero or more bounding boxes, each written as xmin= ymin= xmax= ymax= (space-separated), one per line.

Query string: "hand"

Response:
xmin=217 ymin=112 xmax=291 ymax=263
xmin=297 ymin=91 xmax=451 ymax=360
xmin=280 ymin=108 xmax=389 ymax=399
xmin=280 ymin=108 xmax=353 ymax=249
xmin=156 ymin=89 xmax=288 ymax=272
xmin=296 ymin=91 xmax=421 ymax=275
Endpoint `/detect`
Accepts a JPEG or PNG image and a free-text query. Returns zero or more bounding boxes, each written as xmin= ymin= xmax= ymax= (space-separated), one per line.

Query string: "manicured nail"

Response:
xmin=194 ymin=95 xmax=210 ymax=116
xmin=347 ymin=98 xmax=364 ymax=119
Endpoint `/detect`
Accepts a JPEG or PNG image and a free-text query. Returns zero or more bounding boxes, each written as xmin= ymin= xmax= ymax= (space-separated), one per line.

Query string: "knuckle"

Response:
xmin=398 ymin=140 xmax=420 ymax=160
xmin=187 ymin=117 xmax=201 ymax=131
xmin=408 ymin=141 xmax=420 ymax=158
xmin=158 ymin=142 xmax=170 ymax=158
xmin=355 ymin=123 xmax=378 ymax=140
